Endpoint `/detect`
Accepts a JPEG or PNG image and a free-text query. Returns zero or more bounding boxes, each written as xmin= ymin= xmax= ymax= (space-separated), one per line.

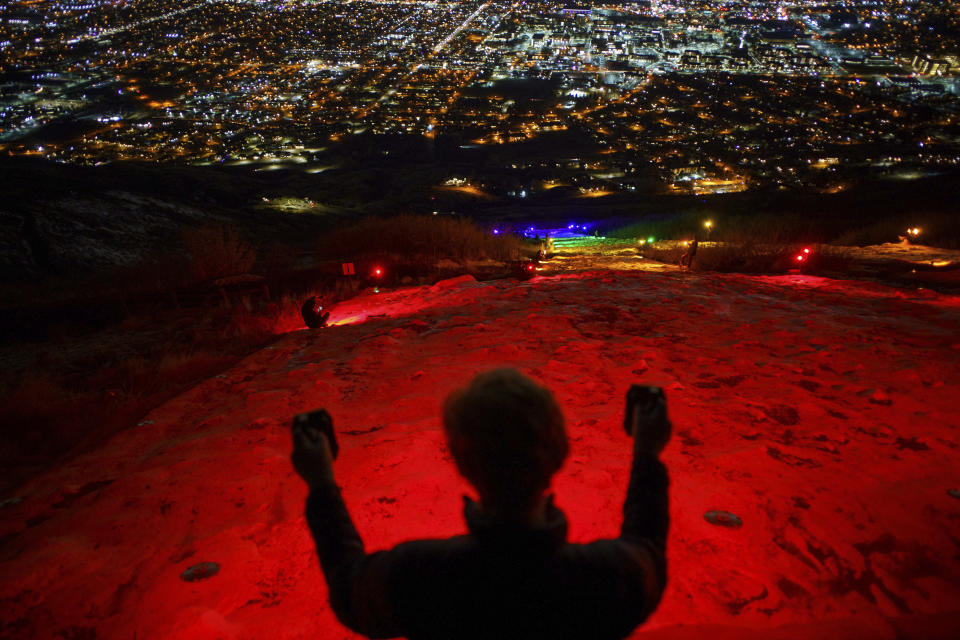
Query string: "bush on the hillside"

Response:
xmin=611 ymin=209 xmax=960 ymax=250
xmin=0 ymin=293 xmax=306 ymax=490
xmin=260 ymin=241 xmax=303 ymax=274
xmin=638 ymin=241 xmax=854 ymax=274
xmin=698 ymin=243 xmax=790 ymax=273
xmin=637 ymin=242 xmax=789 ymax=273
xmin=610 ymin=211 xmax=825 ymax=246
xmin=317 ymin=215 xmax=523 ymax=266
xmin=0 ymin=375 xmax=141 ymax=464
xmin=113 ymin=251 xmax=191 ymax=296
xmin=833 ymin=212 xmax=960 ymax=249
xmin=182 ymin=225 xmax=257 ymax=282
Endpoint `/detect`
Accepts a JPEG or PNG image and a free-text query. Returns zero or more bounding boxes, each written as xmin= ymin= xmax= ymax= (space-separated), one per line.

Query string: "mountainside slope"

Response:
xmin=1 ymin=270 xmax=959 ymax=639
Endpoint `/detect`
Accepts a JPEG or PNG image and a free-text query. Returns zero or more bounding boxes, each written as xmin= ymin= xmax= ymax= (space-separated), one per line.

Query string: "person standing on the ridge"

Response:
xmin=679 ymin=237 xmax=698 ymax=270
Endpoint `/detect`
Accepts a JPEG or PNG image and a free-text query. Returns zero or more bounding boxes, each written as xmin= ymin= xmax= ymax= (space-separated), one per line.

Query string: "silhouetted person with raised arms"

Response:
xmin=291 ymin=368 xmax=671 ymax=639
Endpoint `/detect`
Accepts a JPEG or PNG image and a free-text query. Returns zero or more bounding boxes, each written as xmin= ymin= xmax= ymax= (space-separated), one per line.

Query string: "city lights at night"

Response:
xmin=0 ymin=0 xmax=958 ymax=191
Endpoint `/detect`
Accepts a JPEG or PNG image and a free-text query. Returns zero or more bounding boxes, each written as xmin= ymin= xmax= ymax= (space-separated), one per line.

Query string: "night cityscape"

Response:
xmin=1 ymin=2 xmax=958 ymax=639
xmin=2 ymin=1 xmax=959 ymax=192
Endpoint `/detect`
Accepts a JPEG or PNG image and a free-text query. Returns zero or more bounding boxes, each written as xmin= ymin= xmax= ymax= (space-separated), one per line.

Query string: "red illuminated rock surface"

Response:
xmin=2 ymin=266 xmax=959 ymax=639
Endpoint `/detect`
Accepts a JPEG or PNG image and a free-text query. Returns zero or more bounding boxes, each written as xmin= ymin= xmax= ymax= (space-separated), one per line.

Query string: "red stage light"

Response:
xmin=796 ymin=255 xmax=805 ymax=262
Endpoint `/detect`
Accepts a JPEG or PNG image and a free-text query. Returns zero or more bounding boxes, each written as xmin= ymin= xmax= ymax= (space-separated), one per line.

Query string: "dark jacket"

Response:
xmin=305 ymin=440 xmax=669 ymax=639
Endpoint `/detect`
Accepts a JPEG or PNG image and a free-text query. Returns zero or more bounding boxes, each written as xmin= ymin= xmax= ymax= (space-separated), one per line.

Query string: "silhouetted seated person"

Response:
xmin=291 ymin=368 xmax=671 ymax=639
xmin=301 ymin=295 xmax=330 ymax=329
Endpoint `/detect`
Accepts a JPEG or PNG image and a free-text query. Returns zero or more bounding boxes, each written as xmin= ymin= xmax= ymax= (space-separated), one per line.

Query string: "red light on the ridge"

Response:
xmin=374 ymin=268 xmax=382 ymax=276
xmin=796 ymin=255 xmax=805 ymax=262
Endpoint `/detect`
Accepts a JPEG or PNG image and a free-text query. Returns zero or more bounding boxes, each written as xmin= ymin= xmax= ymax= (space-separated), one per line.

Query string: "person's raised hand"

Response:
xmin=291 ymin=416 xmax=335 ymax=490
xmin=627 ymin=393 xmax=672 ymax=457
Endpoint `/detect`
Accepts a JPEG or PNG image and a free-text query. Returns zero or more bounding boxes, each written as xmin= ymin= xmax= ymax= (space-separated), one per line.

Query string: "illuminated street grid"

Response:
xmin=1 ymin=1 xmax=958 ymax=191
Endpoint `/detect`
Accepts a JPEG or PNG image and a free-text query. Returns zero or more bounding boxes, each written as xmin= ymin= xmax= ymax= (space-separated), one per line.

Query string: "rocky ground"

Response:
xmin=1 ymin=246 xmax=959 ymax=639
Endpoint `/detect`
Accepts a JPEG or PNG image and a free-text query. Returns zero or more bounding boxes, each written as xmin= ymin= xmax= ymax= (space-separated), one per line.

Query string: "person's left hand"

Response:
xmin=291 ymin=420 xmax=335 ymax=490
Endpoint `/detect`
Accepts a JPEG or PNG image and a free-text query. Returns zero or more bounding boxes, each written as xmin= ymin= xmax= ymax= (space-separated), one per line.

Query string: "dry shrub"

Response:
xmin=612 ymin=211 xmax=824 ymax=247
xmin=0 ymin=376 xmax=136 ymax=464
xmin=0 ymin=254 xmax=305 ymax=490
xmin=613 ymin=209 xmax=959 ymax=251
xmin=158 ymin=350 xmax=233 ymax=379
xmin=833 ymin=213 xmax=960 ymax=249
xmin=220 ymin=308 xmax=278 ymax=344
xmin=639 ymin=241 xmax=796 ymax=273
xmin=0 ymin=376 xmax=78 ymax=449
xmin=182 ymin=225 xmax=256 ymax=282
xmin=101 ymin=351 xmax=236 ymax=395
xmin=694 ymin=243 xmax=795 ymax=273
xmin=261 ymin=241 xmax=302 ymax=274
xmin=0 ymin=344 xmax=255 ymax=490
xmin=637 ymin=244 xmax=684 ymax=266
xmin=639 ymin=241 xmax=855 ymax=274
xmin=318 ymin=215 xmax=522 ymax=265
xmin=113 ymin=252 xmax=190 ymax=295
xmin=272 ymin=293 xmax=315 ymax=333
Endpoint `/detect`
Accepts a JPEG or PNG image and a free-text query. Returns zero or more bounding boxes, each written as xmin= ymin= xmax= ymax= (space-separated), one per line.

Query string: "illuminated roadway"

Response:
xmin=358 ymin=1 xmax=493 ymax=120
xmin=67 ymin=2 xmax=207 ymax=44
xmin=433 ymin=2 xmax=490 ymax=53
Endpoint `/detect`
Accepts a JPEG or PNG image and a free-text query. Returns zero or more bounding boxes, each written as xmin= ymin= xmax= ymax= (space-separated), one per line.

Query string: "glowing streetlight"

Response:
xmin=704 ymin=220 xmax=713 ymax=230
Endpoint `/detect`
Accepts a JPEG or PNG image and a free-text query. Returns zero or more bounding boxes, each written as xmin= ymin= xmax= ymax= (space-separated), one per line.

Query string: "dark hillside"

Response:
xmin=0 ymin=158 xmax=346 ymax=280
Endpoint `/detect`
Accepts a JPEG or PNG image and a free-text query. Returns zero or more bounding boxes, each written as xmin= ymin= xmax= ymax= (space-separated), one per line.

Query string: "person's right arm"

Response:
xmin=565 ymin=401 xmax=671 ymax=638
xmin=619 ymin=398 xmax=671 ymax=614
xmin=621 ymin=439 xmax=669 ymax=582
xmin=293 ymin=419 xmax=405 ymax=638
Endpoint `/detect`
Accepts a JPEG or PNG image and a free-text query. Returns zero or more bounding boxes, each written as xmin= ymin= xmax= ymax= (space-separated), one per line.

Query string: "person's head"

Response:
xmin=443 ymin=368 xmax=568 ymax=520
